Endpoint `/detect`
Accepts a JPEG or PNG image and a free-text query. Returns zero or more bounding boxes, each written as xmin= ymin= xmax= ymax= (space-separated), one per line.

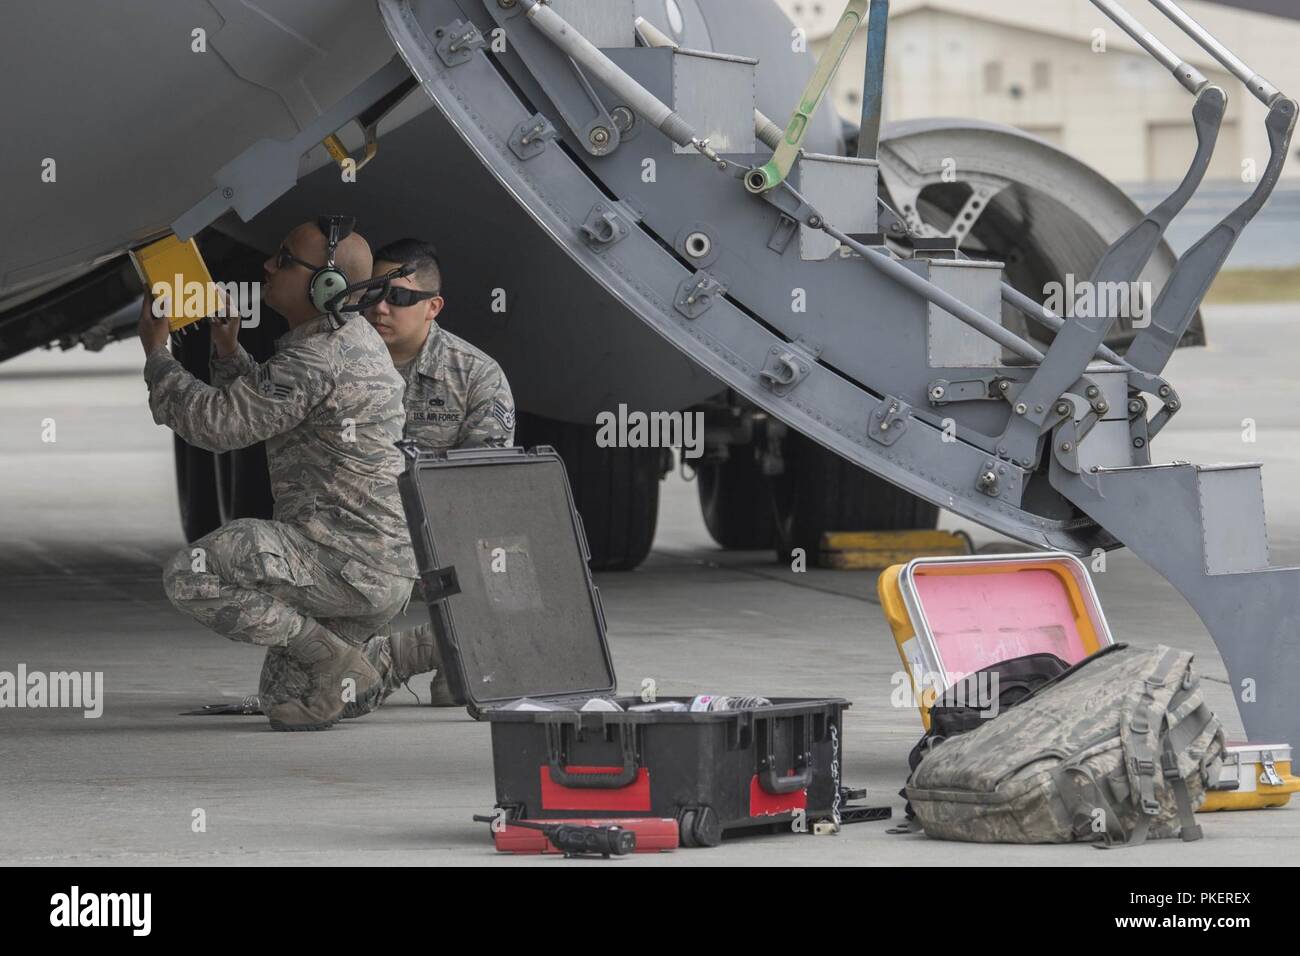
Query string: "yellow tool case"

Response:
xmin=1201 ymin=743 xmax=1300 ymax=811
xmin=878 ymin=552 xmax=1114 ymax=730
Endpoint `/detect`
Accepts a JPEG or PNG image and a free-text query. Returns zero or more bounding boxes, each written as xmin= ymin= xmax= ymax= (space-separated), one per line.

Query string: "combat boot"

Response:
xmin=391 ymin=623 xmax=459 ymax=707
xmin=267 ymin=623 xmax=380 ymax=731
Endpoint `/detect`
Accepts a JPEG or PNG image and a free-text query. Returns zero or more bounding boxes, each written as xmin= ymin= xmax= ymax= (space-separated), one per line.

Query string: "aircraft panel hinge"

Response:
xmin=435 ymin=20 xmax=485 ymax=67
xmin=758 ymin=339 xmax=820 ymax=396
xmin=868 ymin=396 xmax=910 ymax=446
xmin=510 ymin=113 xmax=558 ymax=160
xmin=674 ymin=270 xmax=728 ymax=320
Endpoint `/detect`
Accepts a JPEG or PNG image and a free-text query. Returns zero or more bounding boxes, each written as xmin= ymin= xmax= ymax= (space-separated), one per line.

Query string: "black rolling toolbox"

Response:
xmin=397 ymin=444 xmax=858 ymax=847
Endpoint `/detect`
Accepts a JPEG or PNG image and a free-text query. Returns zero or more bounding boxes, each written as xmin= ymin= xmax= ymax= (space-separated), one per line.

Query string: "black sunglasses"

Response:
xmin=276 ymin=246 xmax=322 ymax=272
xmin=380 ymin=286 xmax=439 ymax=307
xmin=358 ymin=284 xmax=440 ymax=309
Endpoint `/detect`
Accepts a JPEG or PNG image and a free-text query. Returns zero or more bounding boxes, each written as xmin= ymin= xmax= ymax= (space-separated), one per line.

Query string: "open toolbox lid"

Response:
xmin=888 ymin=552 xmax=1114 ymax=691
xmin=397 ymin=444 xmax=616 ymax=712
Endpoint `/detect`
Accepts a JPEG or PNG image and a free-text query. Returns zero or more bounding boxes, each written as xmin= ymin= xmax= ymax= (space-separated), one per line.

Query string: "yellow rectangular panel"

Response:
xmin=129 ymin=234 xmax=215 ymax=333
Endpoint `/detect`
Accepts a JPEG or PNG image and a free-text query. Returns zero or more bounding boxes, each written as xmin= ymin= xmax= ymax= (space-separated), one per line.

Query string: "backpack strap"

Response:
xmin=1126 ymin=647 xmax=1184 ymax=818
xmin=1163 ymin=732 xmax=1204 ymax=842
xmin=1053 ymin=764 xmax=1129 ymax=847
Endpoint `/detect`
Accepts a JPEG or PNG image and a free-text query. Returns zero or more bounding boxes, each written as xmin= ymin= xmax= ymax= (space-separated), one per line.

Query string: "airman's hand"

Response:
xmin=138 ymin=292 xmax=171 ymax=356
xmin=210 ymin=288 xmax=240 ymax=359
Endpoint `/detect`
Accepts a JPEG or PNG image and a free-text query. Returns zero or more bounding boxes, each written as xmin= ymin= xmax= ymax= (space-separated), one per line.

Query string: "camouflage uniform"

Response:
xmin=399 ymin=323 xmax=515 ymax=449
xmin=148 ymin=315 xmax=417 ymax=708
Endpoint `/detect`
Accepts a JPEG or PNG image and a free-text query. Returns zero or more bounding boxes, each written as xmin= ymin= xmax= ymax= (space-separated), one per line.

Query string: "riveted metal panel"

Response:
xmin=798 ymin=153 xmax=879 ymax=261
xmin=671 ymin=48 xmax=756 ymax=155
xmin=1199 ymin=465 xmax=1270 ymax=575
xmin=549 ymin=0 xmax=637 ymax=49
xmin=925 ymin=259 xmax=1004 ymax=368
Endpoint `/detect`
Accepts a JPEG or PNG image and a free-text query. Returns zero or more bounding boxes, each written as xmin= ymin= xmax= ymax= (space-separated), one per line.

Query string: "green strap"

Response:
xmin=746 ymin=0 xmax=869 ymax=192
xmin=1168 ymin=701 xmax=1215 ymax=752
xmin=1128 ymin=648 xmax=1183 ymax=816
xmin=1055 ymin=765 xmax=1128 ymax=847
xmin=1164 ymin=733 xmax=1204 ymax=841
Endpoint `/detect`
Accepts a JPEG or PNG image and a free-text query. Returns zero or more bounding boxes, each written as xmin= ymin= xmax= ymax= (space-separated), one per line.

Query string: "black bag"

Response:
xmin=907 ymin=652 xmax=1070 ymax=772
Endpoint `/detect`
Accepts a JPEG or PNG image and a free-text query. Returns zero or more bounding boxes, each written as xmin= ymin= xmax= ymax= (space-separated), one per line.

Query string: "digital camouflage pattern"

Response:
xmin=151 ymin=314 xmax=419 ymax=717
xmin=399 ymin=323 xmax=515 ymax=449
xmin=905 ymin=644 xmax=1225 ymax=845
xmin=159 ymin=318 xmax=509 ymax=714
xmin=146 ymin=314 xmax=418 ymax=578
xmin=163 ymin=517 xmax=412 ymax=648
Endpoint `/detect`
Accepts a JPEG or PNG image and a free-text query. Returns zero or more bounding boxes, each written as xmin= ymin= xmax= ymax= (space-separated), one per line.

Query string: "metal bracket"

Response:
xmin=759 ymin=339 xmax=820 ymax=396
xmin=1128 ymin=395 xmax=1152 ymax=465
xmin=579 ymin=202 xmax=632 ymax=250
xmin=1000 ymin=371 xmax=1105 ymax=465
xmin=767 ymin=214 xmax=799 ymax=254
xmin=1146 ymin=383 xmax=1181 ymax=440
xmin=868 ymin=396 xmax=910 ymax=446
xmin=421 ymin=565 xmax=462 ymax=604
xmin=674 ymin=270 xmax=728 ymax=320
xmin=1052 ymin=418 xmax=1084 ymax=475
xmin=928 ymin=377 xmax=1000 ymax=405
xmin=481 ymin=0 xmax=622 ymax=157
xmin=509 ymin=113 xmax=557 ymax=160
xmin=973 ymin=458 xmax=1025 ymax=503
xmin=1261 ymin=751 xmax=1285 ymax=787
xmin=567 ymin=58 xmax=621 ymax=157
xmin=434 ymin=19 xmax=485 ymax=67
xmin=172 ymin=56 xmax=414 ymax=239
xmin=975 ymin=459 xmax=1001 ymax=496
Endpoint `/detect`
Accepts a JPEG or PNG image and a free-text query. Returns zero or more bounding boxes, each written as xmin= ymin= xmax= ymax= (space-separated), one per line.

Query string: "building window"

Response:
xmin=1033 ymin=60 xmax=1052 ymax=91
xmin=983 ymin=61 xmax=1003 ymax=94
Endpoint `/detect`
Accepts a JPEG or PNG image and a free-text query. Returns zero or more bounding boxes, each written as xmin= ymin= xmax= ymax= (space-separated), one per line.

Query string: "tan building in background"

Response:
xmin=775 ymin=0 xmax=1300 ymax=183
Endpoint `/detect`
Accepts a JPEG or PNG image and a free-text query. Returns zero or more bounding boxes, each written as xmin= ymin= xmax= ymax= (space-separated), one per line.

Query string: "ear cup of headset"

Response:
xmin=309 ymin=267 xmax=349 ymax=313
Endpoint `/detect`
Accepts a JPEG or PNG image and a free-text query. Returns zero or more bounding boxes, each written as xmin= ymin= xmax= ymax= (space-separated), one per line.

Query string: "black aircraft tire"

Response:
xmin=774 ymin=432 xmax=939 ymax=562
xmin=170 ymin=235 xmax=283 ymax=541
xmin=515 ymin=412 xmax=661 ymax=571
xmin=174 ymin=435 xmax=222 ymax=544
xmin=697 ymin=450 xmax=776 ymax=550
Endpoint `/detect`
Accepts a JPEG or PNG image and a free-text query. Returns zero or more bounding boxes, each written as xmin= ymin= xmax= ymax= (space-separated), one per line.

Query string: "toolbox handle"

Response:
xmin=756 ymin=715 xmax=813 ymax=794
xmin=758 ymin=766 xmax=814 ymax=795
xmin=545 ymin=723 xmax=640 ymax=789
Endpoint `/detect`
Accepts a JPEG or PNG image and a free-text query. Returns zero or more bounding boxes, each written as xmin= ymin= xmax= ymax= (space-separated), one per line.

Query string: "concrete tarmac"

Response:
xmin=1 ymin=304 xmax=1298 ymax=865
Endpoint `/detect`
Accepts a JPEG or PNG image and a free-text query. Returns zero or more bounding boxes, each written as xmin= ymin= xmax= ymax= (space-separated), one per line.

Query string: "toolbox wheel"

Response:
xmin=679 ymin=807 xmax=721 ymax=848
xmin=678 ymin=810 xmax=699 ymax=848
xmin=691 ymin=806 xmax=723 ymax=847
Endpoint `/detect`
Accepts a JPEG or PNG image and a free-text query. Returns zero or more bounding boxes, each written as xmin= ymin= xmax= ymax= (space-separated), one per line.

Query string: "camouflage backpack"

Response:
xmin=905 ymin=644 xmax=1225 ymax=847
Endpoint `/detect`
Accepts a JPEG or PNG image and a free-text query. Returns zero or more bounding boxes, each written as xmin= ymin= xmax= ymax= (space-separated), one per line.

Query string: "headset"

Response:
xmin=308 ymin=215 xmax=356 ymax=314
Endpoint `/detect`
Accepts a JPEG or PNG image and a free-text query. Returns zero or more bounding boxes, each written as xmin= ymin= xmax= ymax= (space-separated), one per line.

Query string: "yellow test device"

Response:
xmin=128 ymin=234 xmax=216 ymax=334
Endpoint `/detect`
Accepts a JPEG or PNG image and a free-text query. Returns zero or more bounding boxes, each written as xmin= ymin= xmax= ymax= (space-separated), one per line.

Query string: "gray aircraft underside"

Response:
xmin=4 ymin=0 xmax=1300 ymax=746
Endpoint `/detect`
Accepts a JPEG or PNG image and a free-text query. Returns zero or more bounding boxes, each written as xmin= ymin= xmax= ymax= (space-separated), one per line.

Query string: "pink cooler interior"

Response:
xmin=912 ymin=567 xmax=1094 ymax=680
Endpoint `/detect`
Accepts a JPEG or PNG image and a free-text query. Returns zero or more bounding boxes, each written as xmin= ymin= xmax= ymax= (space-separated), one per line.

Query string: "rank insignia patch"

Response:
xmin=492 ymin=398 xmax=515 ymax=431
xmin=256 ymin=366 xmax=294 ymax=401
